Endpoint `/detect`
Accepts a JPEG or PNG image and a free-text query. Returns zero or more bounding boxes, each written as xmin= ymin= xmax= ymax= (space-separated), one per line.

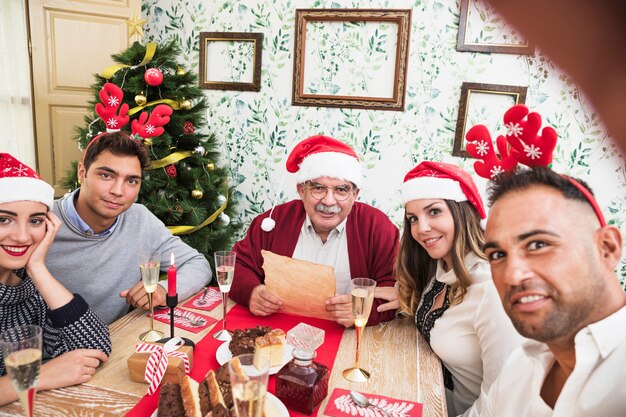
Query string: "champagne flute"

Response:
xmin=0 ymin=325 xmax=43 ymax=417
xmin=229 ymin=353 xmax=269 ymax=417
xmin=139 ymin=250 xmax=164 ymax=342
xmin=342 ymin=278 xmax=376 ymax=382
xmin=213 ymin=250 xmax=236 ymax=341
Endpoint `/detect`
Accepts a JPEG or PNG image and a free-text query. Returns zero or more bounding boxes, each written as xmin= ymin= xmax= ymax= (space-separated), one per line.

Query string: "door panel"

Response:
xmin=29 ymin=0 xmax=140 ymax=195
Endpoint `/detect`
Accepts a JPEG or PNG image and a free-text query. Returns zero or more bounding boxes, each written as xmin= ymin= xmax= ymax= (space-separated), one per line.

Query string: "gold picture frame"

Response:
xmin=292 ymin=9 xmax=412 ymax=111
xmin=457 ymin=0 xmax=534 ymax=55
xmin=199 ymin=32 xmax=263 ymax=91
xmin=453 ymin=82 xmax=528 ymax=158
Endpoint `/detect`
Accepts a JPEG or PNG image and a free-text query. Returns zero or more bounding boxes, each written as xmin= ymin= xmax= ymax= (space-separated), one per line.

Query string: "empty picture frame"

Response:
xmin=199 ymin=32 xmax=263 ymax=91
xmin=292 ymin=9 xmax=412 ymax=111
xmin=453 ymin=82 xmax=527 ymax=158
xmin=456 ymin=0 xmax=534 ymax=55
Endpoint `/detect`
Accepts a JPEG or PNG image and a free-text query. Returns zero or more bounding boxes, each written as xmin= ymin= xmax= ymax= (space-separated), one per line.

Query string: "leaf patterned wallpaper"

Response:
xmin=143 ymin=0 xmax=625 ymax=281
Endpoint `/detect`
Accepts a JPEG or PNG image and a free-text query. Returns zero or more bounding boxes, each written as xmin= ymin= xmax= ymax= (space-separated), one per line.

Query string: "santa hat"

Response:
xmin=260 ymin=135 xmax=362 ymax=232
xmin=401 ymin=161 xmax=486 ymax=219
xmin=0 ymin=153 xmax=54 ymax=210
xmin=285 ymin=135 xmax=362 ymax=187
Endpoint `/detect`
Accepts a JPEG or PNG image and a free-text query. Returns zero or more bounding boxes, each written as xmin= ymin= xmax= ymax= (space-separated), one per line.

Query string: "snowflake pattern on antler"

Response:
xmin=464 ymin=125 xmax=517 ymax=179
xmin=131 ymin=104 xmax=173 ymax=142
xmin=503 ymin=105 xmax=557 ymax=167
xmin=95 ymin=83 xmax=129 ymax=133
xmin=505 ymin=122 xmax=523 ymax=137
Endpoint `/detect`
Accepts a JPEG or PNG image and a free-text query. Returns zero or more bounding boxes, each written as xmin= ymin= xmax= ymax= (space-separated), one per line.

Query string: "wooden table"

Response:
xmin=0 ymin=299 xmax=446 ymax=417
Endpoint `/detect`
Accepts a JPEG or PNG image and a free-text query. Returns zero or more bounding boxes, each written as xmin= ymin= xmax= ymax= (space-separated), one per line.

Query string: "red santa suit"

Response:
xmin=230 ymin=199 xmax=399 ymax=325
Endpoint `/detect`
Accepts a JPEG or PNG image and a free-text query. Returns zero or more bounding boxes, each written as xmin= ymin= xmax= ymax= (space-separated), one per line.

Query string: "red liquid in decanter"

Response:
xmin=275 ymin=322 xmax=329 ymax=414
xmin=276 ymin=358 xmax=329 ymax=414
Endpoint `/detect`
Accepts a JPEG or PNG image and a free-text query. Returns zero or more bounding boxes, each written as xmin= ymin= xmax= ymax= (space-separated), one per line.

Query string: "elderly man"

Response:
xmin=230 ymin=135 xmax=399 ymax=327
xmin=477 ymin=167 xmax=626 ymax=416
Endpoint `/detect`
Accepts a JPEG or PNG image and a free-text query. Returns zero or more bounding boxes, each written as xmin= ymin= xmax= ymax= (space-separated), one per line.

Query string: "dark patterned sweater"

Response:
xmin=0 ymin=268 xmax=112 ymax=376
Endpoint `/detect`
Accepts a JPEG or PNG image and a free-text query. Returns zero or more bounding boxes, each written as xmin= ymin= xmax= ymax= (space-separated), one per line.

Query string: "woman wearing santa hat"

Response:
xmin=381 ymin=161 xmax=524 ymax=416
xmin=0 ymin=154 xmax=111 ymax=406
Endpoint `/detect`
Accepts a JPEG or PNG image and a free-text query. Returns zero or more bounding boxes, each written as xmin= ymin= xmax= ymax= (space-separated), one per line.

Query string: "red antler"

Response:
xmin=465 ymin=124 xmax=518 ymax=179
xmin=95 ymin=83 xmax=129 ymax=132
xmin=503 ymin=105 xmax=557 ymax=167
xmin=130 ymin=104 xmax=173 ymax=140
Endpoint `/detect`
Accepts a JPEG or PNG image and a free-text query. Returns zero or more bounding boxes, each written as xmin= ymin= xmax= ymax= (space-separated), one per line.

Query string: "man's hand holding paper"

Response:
xmin=262 ymin=250 xmax=338 ymax=321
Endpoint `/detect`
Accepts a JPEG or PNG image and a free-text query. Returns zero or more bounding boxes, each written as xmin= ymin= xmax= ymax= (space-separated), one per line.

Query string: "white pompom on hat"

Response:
xmin=401 ymin=161 xmax=486 ymax=219
xmin=285 ymin=135 xmax=362 ymax=187
xmin=0 ymin=153 xmax=54 ymax=210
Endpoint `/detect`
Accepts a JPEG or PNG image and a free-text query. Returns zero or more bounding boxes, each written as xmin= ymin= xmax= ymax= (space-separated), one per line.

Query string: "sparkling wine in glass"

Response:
xmin=229 ymin=353 xmax=269 ymax=417
xmin=213 ymin=250 xmax=236 ymax=341
xmin=139 ymin=251 xmax=164 ymax=342
xmin=0 ymin=325 xmax=43 ymax=417
xmin=342 ymin=278 xmax=376 ymax=382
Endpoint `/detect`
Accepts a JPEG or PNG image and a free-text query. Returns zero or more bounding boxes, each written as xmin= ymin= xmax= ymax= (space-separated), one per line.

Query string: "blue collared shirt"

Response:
xmin=62 ymin=188 xmax=118 ymax=236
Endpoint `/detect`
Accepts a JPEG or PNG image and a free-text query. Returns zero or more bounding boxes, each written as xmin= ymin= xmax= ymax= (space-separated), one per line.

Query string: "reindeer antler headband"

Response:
xmin=465 ymin=104 xmax=606 ymax=227
xmin=82 ymin=82 xmax=173 ymax=164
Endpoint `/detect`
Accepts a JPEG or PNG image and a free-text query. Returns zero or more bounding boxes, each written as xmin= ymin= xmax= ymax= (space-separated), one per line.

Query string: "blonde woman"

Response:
xmin=377 ymin=161 xmax=523 ymax=417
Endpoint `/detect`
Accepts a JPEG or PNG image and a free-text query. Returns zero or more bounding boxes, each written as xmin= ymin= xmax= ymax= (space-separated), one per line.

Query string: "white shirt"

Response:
xmin=475 ymin=305 xmax=626 ymax=417
xmin=424 ymin=253 xmax=525 ymax=417
xmin=292 ymin=215 xmax=352 ymax=295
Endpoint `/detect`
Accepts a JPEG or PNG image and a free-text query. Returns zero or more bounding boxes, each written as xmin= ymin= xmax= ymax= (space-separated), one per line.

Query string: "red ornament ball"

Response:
xmin=144 ymin=68 xmax=164 ymax=86
xmin=183 ymin=121 xmax=195 ymax=135
xmin=165 ymin=164 xmax=177 ymax=177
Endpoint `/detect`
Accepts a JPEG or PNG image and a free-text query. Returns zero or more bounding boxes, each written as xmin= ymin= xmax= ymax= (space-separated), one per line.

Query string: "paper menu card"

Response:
xmin=262 ymin=250 xmax=336 ymax=320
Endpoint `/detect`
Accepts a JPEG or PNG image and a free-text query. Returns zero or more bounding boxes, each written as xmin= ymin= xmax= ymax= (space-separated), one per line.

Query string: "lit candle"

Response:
xmin=167 ymin=252 xmax=177 ymax=297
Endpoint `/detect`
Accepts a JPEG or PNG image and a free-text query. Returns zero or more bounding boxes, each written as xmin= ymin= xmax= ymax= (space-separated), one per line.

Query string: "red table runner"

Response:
xmin=125 ymin=304 xmax=345 ymax=416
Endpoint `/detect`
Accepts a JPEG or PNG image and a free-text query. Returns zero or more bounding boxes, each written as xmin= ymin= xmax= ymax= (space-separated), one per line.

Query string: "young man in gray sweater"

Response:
xmin=46 ymin=132 xmax=211 ymax=325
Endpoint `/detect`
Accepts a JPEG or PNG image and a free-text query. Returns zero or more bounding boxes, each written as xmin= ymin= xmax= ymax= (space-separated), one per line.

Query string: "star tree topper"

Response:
xmin=127 ymin=12 xmax=147 ymax=41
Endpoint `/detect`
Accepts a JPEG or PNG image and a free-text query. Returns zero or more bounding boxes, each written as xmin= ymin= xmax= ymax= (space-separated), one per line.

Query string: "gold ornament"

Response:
xmin=143 ymin=138 xmax=153 ymax=147
xmin=135 ymin=93 xmax=147 ymax=105
xmin=176 ymin=66 xmax=186 ymax=76
xmin=180 ymin=99 xmax=192 ymax=110
xmin=126 ymin=12 xmax=147 ymax=41
xmin=207 ymin=162 xmax=215 ymax=171
xmin=191 ymin=189 xmax=203 ymax=199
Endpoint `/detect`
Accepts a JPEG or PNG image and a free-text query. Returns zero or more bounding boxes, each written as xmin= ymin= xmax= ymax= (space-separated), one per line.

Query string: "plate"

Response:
xmin=216 ymin=341 xmax=293 ymax=375
xmin=150 ymin=391 xmax=288 ymax=417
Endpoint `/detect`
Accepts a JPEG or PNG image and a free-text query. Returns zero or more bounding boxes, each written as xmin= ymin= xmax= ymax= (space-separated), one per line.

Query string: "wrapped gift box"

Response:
xmin=127 ymin=342 xmax=194 ymax=385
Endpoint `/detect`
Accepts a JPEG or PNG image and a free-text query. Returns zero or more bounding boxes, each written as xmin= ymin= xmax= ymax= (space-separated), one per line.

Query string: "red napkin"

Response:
xmin=151 ymin=307 xmax=216 ymax=333
xmin=324 ymin=388 xmax=423 ymax=417
xmin=182 ymin=287 xmax=222 ymax=311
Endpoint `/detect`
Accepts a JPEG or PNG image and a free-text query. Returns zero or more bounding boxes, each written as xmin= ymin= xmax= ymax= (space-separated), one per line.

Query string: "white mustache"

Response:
xmin=315 ymin=203 xmax=341 ymax=214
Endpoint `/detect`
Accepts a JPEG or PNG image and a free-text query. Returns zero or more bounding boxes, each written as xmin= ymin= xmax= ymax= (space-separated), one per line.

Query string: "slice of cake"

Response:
xmin=206 ymin=369 xmax=230 ymax=417
xmin=253 ymin=335 xmax=272 ymax=370
xmin=266 ymin=333 xmax=285 ymax=368
xmin=157 ymin=382 xmax=185 ymax=417
xmin=180 ymin=375 xmax=202 ymax=417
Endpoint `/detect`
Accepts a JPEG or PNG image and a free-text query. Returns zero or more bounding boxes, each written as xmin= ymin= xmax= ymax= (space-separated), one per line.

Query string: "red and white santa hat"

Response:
xmin=401 ymin=161 xmax=486 ymax=219
xmin=0 ymin=153 xmax=54 ymax=210
xmin=285 ymin=135 xmax=362 ymax=187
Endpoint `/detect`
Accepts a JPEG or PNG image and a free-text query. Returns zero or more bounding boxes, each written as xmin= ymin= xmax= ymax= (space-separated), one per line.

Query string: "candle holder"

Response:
xmin=157 ymin=293 xmax=195 ymax=348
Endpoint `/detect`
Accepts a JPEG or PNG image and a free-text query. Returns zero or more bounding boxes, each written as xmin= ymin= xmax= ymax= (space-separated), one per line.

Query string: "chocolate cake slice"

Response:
xmin=157 ymin=382 xmax=185 ymax=417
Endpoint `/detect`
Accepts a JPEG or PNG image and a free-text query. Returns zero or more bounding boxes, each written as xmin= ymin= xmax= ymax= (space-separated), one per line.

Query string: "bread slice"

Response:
xmin=180 ymin=375 xmax=202 ymax=417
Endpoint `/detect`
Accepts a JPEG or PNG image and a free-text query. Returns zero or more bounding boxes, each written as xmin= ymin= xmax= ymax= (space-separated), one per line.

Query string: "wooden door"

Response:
xmin=28 ymin=0 xmax=140 ymax=195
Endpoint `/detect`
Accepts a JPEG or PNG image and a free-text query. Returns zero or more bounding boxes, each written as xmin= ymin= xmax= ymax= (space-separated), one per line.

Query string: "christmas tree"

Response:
xmin=63 ymin=40 xmax=240 ymax=273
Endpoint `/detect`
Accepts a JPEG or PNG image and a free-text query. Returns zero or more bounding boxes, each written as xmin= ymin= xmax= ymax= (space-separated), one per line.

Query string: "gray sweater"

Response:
xmin=47 ymin=194 xmax=211 ymax=324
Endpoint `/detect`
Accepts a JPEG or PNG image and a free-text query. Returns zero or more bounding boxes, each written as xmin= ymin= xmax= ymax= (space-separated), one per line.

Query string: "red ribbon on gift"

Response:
xmin=135 ymin=337 xmax=191 ymax=395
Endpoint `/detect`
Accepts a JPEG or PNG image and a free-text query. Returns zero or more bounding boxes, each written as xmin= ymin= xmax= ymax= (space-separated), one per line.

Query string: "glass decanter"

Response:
xmin=275 ymin=323 xmax=329 ymax=415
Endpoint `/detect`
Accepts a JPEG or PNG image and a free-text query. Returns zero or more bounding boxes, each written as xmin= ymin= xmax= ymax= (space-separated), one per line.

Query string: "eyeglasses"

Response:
xmin=305 ymin=182 xmax=355 ymax=201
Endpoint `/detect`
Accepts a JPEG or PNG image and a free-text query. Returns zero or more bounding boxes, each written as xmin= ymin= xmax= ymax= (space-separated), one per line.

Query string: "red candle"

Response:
xmin=167 ymin=252 xmax=177 ymax=296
